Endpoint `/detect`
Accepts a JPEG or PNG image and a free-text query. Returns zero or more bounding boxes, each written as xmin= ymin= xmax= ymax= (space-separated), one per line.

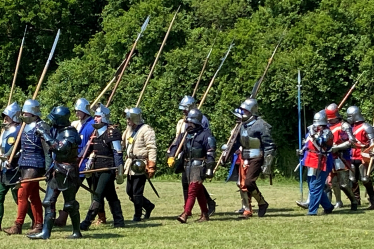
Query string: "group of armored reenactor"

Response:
xmin=2 ymin=92 xmax=370 ymax=240
xmin=296 ymin=103 xmax=374 ymax=215
xmin=0 ymin=98 xmax=156 ymax=239
xmin=0 ymin=94 xmax=277 ymax=239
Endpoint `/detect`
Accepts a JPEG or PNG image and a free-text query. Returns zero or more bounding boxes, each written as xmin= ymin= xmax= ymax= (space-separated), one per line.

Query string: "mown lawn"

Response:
xmin=0 ymin=179 xmax=372 ymax=249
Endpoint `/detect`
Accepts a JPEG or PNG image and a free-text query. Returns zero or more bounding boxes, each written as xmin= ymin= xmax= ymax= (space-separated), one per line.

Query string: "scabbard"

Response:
xmin=147 ymin=178 xmax=160 ymax=198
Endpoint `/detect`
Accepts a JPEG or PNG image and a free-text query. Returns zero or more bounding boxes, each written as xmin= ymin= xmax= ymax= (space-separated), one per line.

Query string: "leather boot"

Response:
xmin=207 ymin=199 xmax=216 ymax=217
xmin=251 ymin=189 xmax=268 ymax=217
xmin=177 ymin=212 xmax=188 ymax=223
xmin=3 ymin=222 xmax=22 ymax=235
xmin=143 ymin=198 xmax=155 ymax=219
xmin=54 ymin=210 xmax=69 ymax=227
xmin=196 ymin=212 xmax=209 ymax=222
xmin=27 ymin=212 xmax=55 ymax=240
xmin=26 ymin=223 xmax=43 ymax=235
xmin=109 ymin=200 xmax=125 ymax=228
xmin=67 ymin=211 xmax=82 ymax=239
xmin=93 ymin=212 xmax=107 ymax=225
xmin=80 ymin=201 xmax=101 ymax=231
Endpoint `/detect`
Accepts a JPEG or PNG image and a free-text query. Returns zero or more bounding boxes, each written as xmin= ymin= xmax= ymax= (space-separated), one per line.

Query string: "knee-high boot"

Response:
xmin=80 ymin=200 xmax=101 ymax=231
xmin=109 ymin=200 xmax=125 ymax=227
xmin=27 ymin=212 xmax=55 ymax=240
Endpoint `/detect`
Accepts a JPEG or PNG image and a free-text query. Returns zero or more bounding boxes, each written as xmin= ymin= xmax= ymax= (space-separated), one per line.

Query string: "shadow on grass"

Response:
xmin=331 ymin=209 xmax=366 ymax=215
xmin=124 ymin=223 xmax=162 ymax=228
xmin=83 ymin=233 xmax=125 ymax=239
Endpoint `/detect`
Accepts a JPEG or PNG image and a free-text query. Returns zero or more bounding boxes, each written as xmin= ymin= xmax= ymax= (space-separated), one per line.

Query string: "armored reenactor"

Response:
xmin=225 ymin=99 xmax=275 ymax=218
xmin=168 ymin=96 xmax=216 ymax=216
xmin=168 ymin=109 xmax=215 ymax=223
xmin=0 ymin=102 xmax=34 ymax=230
xmin=325 ymin=103 xmax=358 ymax=210
xmin=27 ymin=106 xmax=82 ymax=239
xmin=122 ymin=107 xmax=156 ymax=222
xmin=54 ymin=98 xmax=107 ymax=227
xmin=80 ymin=104 xmax=125 ymax=230
xmin=300 ymin=111 xmax=334 ymax=215
xmin=346 ymin=106 xmax=374 ymax=209
xmin=4 ymin=99 xmax=49 ymax=235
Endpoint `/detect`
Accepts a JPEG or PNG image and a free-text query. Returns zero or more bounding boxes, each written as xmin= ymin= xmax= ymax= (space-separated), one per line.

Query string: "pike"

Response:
xmin=80 ymin=16 xmax=151 ymax=173
xmin=136 ymin=6 xmax=180 ymax=107
xmin=106 ymin=15 xmax=150 ymax=107
xmin=174 ymin=40 xmax=234 ymax=162
xmin=90 ymin=55 xmax=130 ymax=109
xmin=192 ymin=39 xmax=215 ymax=97
xmin=337 ymin=71 xmax=366 ymax=109
xmin=297 ymin=70 xmax=303 ymax=201
xmin=8 ymin=26 xmax=28 ymax=106
xmin=213 ymin=31 xmax=285 ymax=174
xmin=8 ymin=29 xmax=61 ymax=165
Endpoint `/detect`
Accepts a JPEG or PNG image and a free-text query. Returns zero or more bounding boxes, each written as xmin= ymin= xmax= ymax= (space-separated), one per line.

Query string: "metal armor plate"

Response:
xmin=239 ymin=126 xmax=261 ymax=149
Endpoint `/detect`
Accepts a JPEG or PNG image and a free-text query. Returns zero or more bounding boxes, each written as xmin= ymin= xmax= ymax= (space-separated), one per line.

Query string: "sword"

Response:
xmin=147 ymin=178 xmax=160 ymax=198
xmin=80 ymin=183 xmax=98 ymax=196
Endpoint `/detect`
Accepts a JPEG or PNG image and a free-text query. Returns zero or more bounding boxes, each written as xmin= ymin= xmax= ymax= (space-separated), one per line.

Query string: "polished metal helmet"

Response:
xmin=313 ymin=110 xmax=327 ymax=126
xmin=47 ymin=106 xmax=71 ymax=127
xmin=179 ymin=96 xmax=196 ymax=111
xmin=94 ymin=103 xmax=110 ymax=124
xmin=74 ymin=98 xmax=91 ymax=115
xmin=346 ymin=106 xmax=365 ymax=124
xmin=240 ymin=98 xmax=258 ymax=116
xmin=325 ymin=103 xmax=341 ymax=120
xmin=130 ymin=159 xmax=146 ymax=174
xmin=125 ymin=107 xmax=144 ymax=125
xmin=186 ymin=108 xmax=203 ymax=125
xmin=22 ymin=99 xmax=41 ymax=116
xmin=2 ymin=102 xmax=21 ymax=123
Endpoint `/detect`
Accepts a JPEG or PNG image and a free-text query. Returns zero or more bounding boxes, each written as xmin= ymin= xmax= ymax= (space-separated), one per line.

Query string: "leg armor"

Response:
xmin=359 ymin=164 xmax=369 ymax=183
xmin=349 ymin=164 xmax=356 ymax=182
xmin=331 ymin=175 xmax=343 ymax=208
xmin=337 ymin=170 xmax=358 ymax=211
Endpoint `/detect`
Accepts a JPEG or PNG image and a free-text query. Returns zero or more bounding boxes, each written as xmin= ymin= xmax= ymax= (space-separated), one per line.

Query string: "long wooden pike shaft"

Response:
xmin=106 ymin=39 xmax=139 ymax=107
xmin=8 ymin=26 xmax=27 ymax=106
xmin=213 ymin=122 xmax=241 ymax=174
xmin=192 ymin=47 xmax=213 ymax=97
xmin=8 ymin=29 xmax=61 ymax=165
xmin=135 ymin=6 xmax=180 ymax=107
xmin=337 ymin=71 xmax=366 ymax=109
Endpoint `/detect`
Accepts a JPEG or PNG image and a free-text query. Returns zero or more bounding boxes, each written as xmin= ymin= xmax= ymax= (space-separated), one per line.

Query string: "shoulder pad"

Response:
xmin=258 ymin=117 xmax=272 ymax=129
xmin=37 ymin=120 xmax=50 ymax=131
xmin=106 ymin=126 xmax=122 ymax=142
xmin=363 ymin=123 xmax=374 ymax=140
xmin=62 ymin=127 xmax=81 ymax=144
xmin=207 ymin=136 xmax=216 ymax=150
xmin=341 ymin=121 xmax=351 ymax=131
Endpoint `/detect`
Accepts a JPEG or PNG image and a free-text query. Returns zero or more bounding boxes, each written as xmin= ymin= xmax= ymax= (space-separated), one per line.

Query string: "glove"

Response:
xmin=296 ymin=149 xmax=303 ymax=157
xmin=369 ymin=150 xmax=374 ymax=158
xmin=147 ymin=161 xmax=156 ymax=178
xmin=167 ymin=157 xmax=175 ymax=168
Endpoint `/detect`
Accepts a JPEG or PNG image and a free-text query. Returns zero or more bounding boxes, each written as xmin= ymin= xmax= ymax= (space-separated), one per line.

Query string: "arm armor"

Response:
xmin=113 ymin=150 xmax=124 ymax=167
xmin=341 ymin=121 xmax=357 ymax=144
xmin=362 ymin=123 xmax=374 ymax=146
xmin=106 ymin=126 xmax=122 ymax=143
xmin=332 ymin=141 xmax=351 ymax=152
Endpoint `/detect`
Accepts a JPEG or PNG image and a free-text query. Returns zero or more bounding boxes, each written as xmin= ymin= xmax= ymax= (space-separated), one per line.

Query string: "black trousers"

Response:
xmin=181 ymin=171 xmax=212 ymax=204
xmin=92 ymin=172 xmax=120 ymax=204
xmin=126 ymin=174 xmax=154 ymax=218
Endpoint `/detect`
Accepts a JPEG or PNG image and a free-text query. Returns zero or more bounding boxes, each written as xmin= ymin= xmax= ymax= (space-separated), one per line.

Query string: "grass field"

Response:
xmin=0 ymin=178 xmax=373 ymax=249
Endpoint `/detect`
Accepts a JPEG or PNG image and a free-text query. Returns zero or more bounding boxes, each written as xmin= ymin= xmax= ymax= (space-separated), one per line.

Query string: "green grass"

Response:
xmin=0 ymin=178 xmax=373 ymax=249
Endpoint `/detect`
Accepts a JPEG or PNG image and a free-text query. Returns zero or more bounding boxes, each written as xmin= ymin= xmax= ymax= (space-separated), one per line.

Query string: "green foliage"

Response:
xmin=2 ymin=0 xmax=374 ymax=177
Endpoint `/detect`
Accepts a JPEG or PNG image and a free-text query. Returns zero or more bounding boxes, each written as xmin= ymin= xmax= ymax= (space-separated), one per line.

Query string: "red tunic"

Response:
xmin=352 ymin=122 xmax=370 ymax=160
xmin=303 ymin=138 xmax=327 ymax=171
